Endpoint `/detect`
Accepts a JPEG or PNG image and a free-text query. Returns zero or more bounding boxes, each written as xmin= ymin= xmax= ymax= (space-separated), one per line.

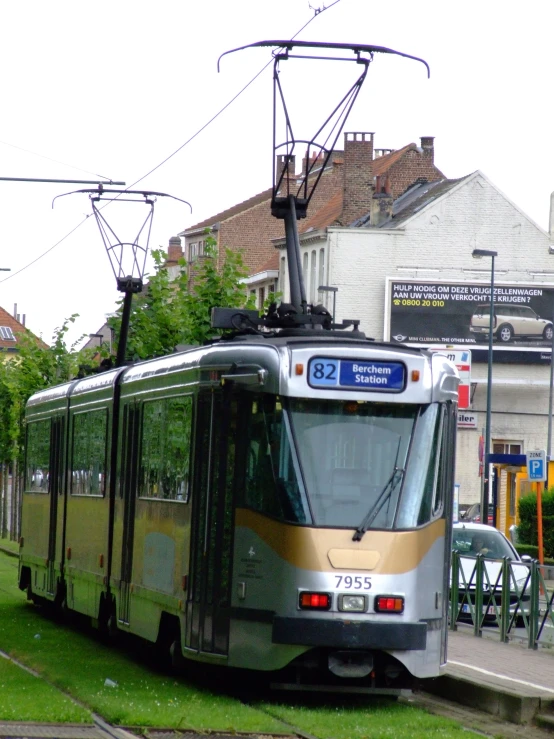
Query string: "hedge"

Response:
xmin=517 ymin=489 xmax=554 ymax=558
xmin=515 ymin=544 xmax=554 ymax=566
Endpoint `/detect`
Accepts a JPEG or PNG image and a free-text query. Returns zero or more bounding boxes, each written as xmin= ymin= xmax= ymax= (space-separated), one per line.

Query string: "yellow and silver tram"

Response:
xmin=20 ymin=334 xmax=458 ymax=693
xmin=20 ymin=40 xmax=454 ymax=693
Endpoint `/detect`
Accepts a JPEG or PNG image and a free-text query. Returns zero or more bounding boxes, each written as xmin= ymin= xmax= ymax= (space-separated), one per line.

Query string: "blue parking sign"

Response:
xmin=527 ymin=450 xmax=546 ymax=481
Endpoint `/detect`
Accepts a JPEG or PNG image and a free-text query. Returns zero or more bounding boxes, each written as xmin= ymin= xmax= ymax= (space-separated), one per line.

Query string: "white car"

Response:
xmin=469 ymin=303 xmax=553 ymax=343
xmin=451 ymin=522 xmax=531 ymax=624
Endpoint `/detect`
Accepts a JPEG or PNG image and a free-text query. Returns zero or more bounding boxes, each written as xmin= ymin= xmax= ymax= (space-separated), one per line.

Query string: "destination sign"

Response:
xmin=308 ymin=358 xmax=405 ymax=392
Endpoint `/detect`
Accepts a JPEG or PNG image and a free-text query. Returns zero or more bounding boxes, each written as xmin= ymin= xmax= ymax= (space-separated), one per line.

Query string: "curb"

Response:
xmin=422 ymin=673 xmax=554 ymax=725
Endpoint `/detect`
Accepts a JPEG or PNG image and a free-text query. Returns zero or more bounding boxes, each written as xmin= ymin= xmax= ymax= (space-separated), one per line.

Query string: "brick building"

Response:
xmin=179 ymin=132 xmax=444 ymax=308
xmin=0 ymin=306 xmax=37 ymax=356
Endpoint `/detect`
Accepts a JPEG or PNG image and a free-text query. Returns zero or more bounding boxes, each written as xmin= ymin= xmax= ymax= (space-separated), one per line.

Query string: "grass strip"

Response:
xmin=0 ymin=550 xmax=477 ymax=737
xmin=0 ymin=554 xmax=286 ymax=732
xmin=258 ymin=697 xmax=480 ymax=739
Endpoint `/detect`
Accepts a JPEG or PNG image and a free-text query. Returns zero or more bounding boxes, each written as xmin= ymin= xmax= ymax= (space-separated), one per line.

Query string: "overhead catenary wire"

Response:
xmin=0 ymin=0 xmax=342 ymax=286
xmin=0 ymin=138 xmax=115 ymax=182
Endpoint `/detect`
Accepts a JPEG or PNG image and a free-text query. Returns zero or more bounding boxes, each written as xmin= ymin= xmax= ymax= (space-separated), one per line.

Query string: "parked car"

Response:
xmin=469 ymin=303 xmax=553 ymax=343
xmin=451 ymin=522 xmax=531 ymax=624
xmin=460 ymin=502 xmax=494 ymax=525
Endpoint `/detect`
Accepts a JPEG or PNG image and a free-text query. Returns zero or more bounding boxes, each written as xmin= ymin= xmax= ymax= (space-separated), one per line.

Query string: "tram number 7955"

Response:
xmin=335 ymin=575 xmax=372 ymax=589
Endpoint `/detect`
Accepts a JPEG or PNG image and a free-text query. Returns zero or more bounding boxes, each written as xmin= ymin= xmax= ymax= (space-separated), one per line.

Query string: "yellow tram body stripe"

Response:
xmin=235 ymin=508 xmax=445 ymax=574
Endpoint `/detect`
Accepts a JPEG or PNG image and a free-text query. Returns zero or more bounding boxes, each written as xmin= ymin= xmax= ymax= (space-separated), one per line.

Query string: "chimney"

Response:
xmin=370 ymin=175 xmax=393 ymax=227
xmin=166 ymin=236 xmax=184 ymax=265
xmin=302 ymin=149 xmax=320 ymax=176
xmin=275 ymin=154 xmax=296 ymax=195
xmin=420 ymin=136 xmax=434 ymax=163
xmin=341 ymin=132 xmax=374 ymax=225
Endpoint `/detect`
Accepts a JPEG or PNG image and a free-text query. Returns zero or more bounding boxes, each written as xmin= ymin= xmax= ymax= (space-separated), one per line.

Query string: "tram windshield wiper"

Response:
xmin=352 ymin=466 xmax=405 ymax=541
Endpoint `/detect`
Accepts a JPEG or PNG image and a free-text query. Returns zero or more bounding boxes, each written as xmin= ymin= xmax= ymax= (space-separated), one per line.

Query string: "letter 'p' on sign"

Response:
xmin=527 ymin=450 xmax=546 ymax=481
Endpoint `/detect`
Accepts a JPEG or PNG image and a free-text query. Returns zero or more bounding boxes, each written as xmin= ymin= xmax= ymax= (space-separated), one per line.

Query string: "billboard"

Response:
xmin=386 ymin=279 xmax=554 ymax=361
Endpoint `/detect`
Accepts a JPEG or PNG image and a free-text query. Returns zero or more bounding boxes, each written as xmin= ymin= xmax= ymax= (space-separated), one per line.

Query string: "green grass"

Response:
xmin=0 ymin=552 xmax=479 ymax=737
xmin=0 ymin=554 xmax=286 ymax=731
xmin=258 ymin=698 xmax=477 ymax=739
xmin=0 ymin=538 xmax=20 ymax=556
xmin=0 ymin=655 xmax=88 ymax=722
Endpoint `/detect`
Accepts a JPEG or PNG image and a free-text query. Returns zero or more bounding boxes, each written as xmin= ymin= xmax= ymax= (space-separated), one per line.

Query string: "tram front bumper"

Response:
xmin=272 ymin=617 xmax=427 ymax=650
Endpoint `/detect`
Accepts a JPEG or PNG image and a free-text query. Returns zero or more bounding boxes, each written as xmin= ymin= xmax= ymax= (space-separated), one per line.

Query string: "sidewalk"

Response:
xmin=424 ymin=624 xmax=554 ymax=726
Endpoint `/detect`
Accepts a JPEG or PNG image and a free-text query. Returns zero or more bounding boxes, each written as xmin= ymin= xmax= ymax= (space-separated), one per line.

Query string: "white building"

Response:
xmin=276 ymin=170 xmax=554 ymax=528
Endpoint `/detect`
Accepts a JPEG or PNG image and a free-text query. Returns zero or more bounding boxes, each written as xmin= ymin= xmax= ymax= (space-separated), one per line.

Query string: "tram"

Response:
xmin=19 ymin=41 xmax=458 ymax=693
xmin=19 ymin=336 xmax=458 ymax=692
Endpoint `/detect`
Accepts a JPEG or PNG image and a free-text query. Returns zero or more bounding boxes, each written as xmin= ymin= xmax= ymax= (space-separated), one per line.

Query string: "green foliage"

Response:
xmin=516 ymin=543 xmax=539 ymax=558
xmin=108 ymin=235 xmax=256 ymax=361
xmin=517 ymin=489 xmax=554 ymax=558
xmin=0 ymin=316 xmax=96 ymax=465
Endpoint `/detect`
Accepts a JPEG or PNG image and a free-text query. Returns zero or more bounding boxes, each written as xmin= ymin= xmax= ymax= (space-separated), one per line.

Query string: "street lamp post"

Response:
xmin=472 ymin=248 xmax=498 ymax=526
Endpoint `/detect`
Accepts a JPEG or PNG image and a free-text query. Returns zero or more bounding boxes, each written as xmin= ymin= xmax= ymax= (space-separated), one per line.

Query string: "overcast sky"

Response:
xmin=1 ymin=0 xmax=552 ymax=347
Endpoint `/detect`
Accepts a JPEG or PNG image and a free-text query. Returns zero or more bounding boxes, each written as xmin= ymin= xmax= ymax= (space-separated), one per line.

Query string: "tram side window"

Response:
xmin=395 ymin=404 xmax=445 ymax=528
xmin=140 ymin=396 xmax=193 ymax=501
xmin=416 ymin=407 xmax=444 ymax=524
xmin=432 ymin=404 xmax=455 ymax=518
xmin=240 ymin=394 xmax=308 ymax=524
xmin=25 ymin=420 xmax=50 ymax=493
xmin=71 ymin=410 xmax=108 ymax=496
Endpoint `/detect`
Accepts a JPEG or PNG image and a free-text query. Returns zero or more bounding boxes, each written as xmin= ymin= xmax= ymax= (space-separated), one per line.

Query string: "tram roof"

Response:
xmin=26 ymin=335 xmax=452 ymax=407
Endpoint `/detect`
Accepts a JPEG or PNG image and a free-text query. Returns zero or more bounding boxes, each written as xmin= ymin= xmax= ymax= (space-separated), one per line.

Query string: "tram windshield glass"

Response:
xmin=242 ymin=394 xmax=446 ymax=530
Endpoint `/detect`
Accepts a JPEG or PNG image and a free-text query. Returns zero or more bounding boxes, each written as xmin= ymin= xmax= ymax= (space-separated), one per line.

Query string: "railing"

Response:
xmin=450 ymin=550 xmax=554 ymax=648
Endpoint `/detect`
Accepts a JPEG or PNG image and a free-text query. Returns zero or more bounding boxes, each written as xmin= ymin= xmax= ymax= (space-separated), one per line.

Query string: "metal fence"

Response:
xmin=450 ymin=550 xmax=554 ymax=648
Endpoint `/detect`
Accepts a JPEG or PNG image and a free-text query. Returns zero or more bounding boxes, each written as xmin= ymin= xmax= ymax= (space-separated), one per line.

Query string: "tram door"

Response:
xmin=185 ymin=389 xmax=237 ymax=655
xmin=119 ymin=403 xmax=140 ymax=625
xmin=47 ymin=417 xmax=64 ymax=596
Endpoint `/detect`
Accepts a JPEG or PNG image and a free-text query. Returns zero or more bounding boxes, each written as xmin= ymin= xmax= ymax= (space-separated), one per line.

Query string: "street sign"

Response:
xmin=457 ymin=411 xmax=477 ymax=428
xmin=429 ymin=348 xmax=471 ymax=409
xmin=527 ymin=450 xmax=546 ymax=481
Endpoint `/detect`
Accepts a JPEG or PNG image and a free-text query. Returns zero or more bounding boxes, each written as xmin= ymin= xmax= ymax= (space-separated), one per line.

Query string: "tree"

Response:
xmin=0 ymin=316 xmax=95 ymax=539
xmin=108 ymin=235 xmax=256 ymax=360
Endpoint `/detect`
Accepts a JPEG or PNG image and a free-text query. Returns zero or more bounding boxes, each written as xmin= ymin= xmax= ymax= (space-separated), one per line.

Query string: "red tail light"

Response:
xmin=375 ymin=595 xmax=404 ymax=613
xmin=299 ymin=592 xmax=331 ymax=610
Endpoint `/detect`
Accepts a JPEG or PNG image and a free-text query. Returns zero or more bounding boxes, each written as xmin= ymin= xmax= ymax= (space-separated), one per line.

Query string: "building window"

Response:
xmin=0 ymin=326 xmax=16 ymax=341
xmin=189 ymin=242 xmax=198 ymax=262
xmin=280 ymin=257 xmax=287 ymax=299
xmin=492 ymin=440 xmax=522 ymax=455
xmin=303 ymin=252 xmax=308 ymax=293
xmin=258 ymin=287 xmax=266 ymax=309
xmin=318 ymin=248 xmax=325 ymax=289
xmin=310 ymin=250 xmax=316 ymax=303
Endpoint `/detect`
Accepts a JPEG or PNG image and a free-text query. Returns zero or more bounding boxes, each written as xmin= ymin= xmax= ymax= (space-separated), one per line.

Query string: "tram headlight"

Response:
xmin=338 ymin=594 xmax=367 ymax=612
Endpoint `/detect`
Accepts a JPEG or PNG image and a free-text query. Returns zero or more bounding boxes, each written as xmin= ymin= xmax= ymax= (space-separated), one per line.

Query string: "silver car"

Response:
xmin=469 ymin=304 xmax=553 ymax=343
xmin=451 ymin=522 xmax=531 ymax=624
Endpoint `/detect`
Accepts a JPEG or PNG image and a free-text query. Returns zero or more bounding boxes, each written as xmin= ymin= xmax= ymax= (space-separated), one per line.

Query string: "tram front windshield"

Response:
xmin=242 ymin=395 xmax=443 ymax=530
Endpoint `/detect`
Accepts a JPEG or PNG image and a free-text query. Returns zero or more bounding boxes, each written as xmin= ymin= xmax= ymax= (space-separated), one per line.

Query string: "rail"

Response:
xmin=450 ymin=550 xmax=554 ymax=648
